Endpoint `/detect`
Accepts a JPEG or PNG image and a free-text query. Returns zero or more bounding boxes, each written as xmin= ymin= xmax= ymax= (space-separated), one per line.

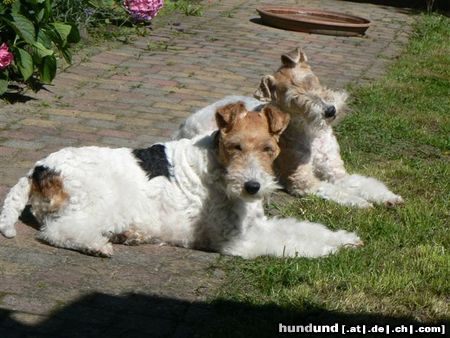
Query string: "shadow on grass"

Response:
xmin=0 ymin=292 xmax=447 ymax=337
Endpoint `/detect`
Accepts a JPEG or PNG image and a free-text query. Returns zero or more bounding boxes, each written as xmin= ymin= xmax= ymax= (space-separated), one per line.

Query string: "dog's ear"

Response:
xmin=281 ymin=48 xmax=307 ymax=66
xmin=215 ymin=101 xmax=247 ymax=133
xmin=299 ymin=50 xmax=308 ymax=63
xmin=281 ymin=47 xmax=300 ymax=66
xmin=262 ymin=105 xmax=290 ymax=139
xmin=254 ymin=75 xmax=277 ymax=102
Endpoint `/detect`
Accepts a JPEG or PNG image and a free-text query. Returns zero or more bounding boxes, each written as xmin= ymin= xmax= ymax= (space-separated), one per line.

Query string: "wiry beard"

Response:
xmin=224 ymin=156 xmax=280 ymax=201
xmin=283 ymin=87 xmax=348 ymax=131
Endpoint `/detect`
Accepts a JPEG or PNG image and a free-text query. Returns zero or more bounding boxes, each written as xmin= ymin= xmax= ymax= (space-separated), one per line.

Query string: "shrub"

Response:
xmin=0 ymin=0 xmax=80 ymax=95
xmin=53 ymin=0 xmax=127 ymax=30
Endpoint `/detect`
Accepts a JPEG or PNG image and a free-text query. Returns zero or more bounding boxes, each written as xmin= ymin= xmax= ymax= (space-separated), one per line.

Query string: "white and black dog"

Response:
xmin=0 ymin=103 xmax=361 ymax=258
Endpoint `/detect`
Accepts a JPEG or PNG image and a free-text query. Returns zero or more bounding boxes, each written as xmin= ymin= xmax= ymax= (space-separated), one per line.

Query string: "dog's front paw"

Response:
xmin=350 ymin=198 xmax=373 ymax=209
xmin=338 ymin=195 xmax=373 ymax=208
xmin=85 ymin=243 xmax=113 ymax=258
xmin=384 ymin=195 xmax=404 ymax=207
xmin=334 ymin=230 xmax=364 ymax=248
xmin=285 ymin=186 xmax=308 ymax=197
xmin=98 ymin=243 xmax=114 ymax=257
xmin=0 ymin=226 xmax=16 ymax=238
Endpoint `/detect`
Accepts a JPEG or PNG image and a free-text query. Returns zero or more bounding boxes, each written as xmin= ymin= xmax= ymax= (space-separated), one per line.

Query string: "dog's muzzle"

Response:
xmin=324 ymin=105 xmax=336 ymax=118
xmin=244 ymin=181 xmax=261 ymax=195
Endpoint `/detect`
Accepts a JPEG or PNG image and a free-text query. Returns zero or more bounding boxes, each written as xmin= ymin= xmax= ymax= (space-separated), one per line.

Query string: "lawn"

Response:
xmin=202 ymin=13 xmax=449 ymax=337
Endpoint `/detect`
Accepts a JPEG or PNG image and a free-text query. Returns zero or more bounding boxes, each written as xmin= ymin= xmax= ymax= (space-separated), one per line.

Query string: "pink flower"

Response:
xmin=0 ymin=43 xmax=14 ymax=70
xmin=124 ymin=0 xmax=164 ymax=21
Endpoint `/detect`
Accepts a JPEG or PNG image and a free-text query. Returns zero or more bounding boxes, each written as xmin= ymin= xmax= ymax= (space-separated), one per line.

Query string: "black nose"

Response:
xmin=324 ymin=106 xmax=336 ymax=118
xmin=244 ymin=181 xmax=261 ymax=195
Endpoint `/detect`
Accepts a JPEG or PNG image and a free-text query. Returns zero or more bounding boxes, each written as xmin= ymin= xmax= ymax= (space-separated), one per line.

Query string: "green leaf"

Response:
xmin=52 ymin=23 xmax=72 ymax=45
xmin=11 ymin=0 xmax=20 ymax=14
xmin=42 ymin=26 xmax=59 ymax=46
xmin=0 ymin=79 xmax=8 ymax=95
xmin=67 ymin=24 xmax=80 ymax=44
xmin=10 ymin=13 xmax=36 ymax=45
xmin=36 ymin=9 xmax=45 ymax=23
xmin=16 ymin=48 xmax=34 ymax=80
xmin=37 ymin=29 xmax=52 ymax=49
xmin=39 ymin=55 xmax=56 ymax=83
xmin=33 ymin=41 xmax=54 ymax=58
xmin=44 ymin=0 xmax=51 ymax=21
xmin=88 ymin=0 xmax=102 ymax=9
xmin=60 ymin=47 xmax=72 ymax=64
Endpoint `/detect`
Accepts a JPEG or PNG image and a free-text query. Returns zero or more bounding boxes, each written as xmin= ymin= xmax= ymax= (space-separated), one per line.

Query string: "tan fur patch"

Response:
xmin=30 ymin=169 xmax=69 ymax=213
xmin=216 ymin=103 xmax=289 ymax=173
xmin=254 ymin=49 xmax=323 ymax=116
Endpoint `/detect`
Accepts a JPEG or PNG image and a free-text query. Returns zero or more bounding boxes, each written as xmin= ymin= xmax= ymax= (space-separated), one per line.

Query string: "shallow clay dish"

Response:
xmin=256 ymin=6 xmax=370 ymax=36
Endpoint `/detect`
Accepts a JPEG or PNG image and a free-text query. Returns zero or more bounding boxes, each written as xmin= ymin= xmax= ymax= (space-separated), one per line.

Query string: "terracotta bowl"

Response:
xmin=256 ymin=6 xmax=370 ymax=36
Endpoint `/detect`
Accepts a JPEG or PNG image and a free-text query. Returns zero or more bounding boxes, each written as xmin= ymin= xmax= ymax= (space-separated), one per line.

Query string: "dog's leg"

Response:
xmin=0 ymin=177 xmax=30 ymax=238
xmin=223 ymin=218 xmax=362 ymax=259
xmin=311 ymin=130 xmax=402 ymax=207
xmin=335 ymin=174 xmax=403 ymax=207
xmin=38 ymin=216 xmax=113 ymax=257
xmin=287 ymin=166 xmax=374 ymax=208
xmin=313 ymin=181 xmax=373 ymax=208
xmin=284 ymin=162 xmax=372 ymax=208
xmin=284 ymin=162 xmax=321 ymax=196
xmin=110 ymin=228 xmax=155 ymax=246
xmin=312 ymin=130 xmax=347 ymax=183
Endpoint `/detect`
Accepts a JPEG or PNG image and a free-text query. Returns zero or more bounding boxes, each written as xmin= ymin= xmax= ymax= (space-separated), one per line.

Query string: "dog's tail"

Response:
xmin=0 ymin=177 xmax=30 ymax=238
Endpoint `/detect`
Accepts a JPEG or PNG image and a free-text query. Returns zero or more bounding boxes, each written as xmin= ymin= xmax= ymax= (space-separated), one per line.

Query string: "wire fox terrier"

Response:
xmin=176 ymin=48 xmax=403 ymax=208
xmin=0 ymin=103 xmax=362 ymax=258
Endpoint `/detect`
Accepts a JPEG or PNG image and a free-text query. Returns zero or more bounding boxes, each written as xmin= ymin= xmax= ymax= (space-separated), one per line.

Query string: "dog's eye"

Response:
xmin=263 ymin=145 xmax=274 ymax=153
xmin=233 ymin=144 xmax=242 ymax=151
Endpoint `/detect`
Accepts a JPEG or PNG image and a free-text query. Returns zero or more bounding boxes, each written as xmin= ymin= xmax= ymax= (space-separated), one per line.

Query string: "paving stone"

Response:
xmin=21 ymin=119 xmax=60 ymax=129
xmin=1 ymin=140 xmax=44 ymax=150
xmin=8 ymin=312 xmax=47 ymax=326
xmin=0 ymin=147 xmax=17 ymax=157
xmin=85 ymin=119 xmax=120 ymax=130
xmin=100 ymin=136 xmax=140 ymax=148
xmin=0 ymin=295 xmax=58 ymax=315
xmin=96 ymin=129 xmax=136 ymax=139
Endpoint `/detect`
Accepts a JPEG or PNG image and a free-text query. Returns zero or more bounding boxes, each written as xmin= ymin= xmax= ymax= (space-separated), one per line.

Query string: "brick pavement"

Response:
xmin=0 ymin=0 xmax=415 ymax=336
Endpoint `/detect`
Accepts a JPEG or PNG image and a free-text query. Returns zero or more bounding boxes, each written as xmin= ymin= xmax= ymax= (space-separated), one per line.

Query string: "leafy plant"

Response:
xmin=0 ymin=0 xmax=80 ymax=95
xmin=53 ymin=0 xmax=127 ymax=29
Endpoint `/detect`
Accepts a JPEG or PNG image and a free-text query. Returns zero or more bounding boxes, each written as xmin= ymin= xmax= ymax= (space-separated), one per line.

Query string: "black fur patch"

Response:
xmin=31 ymin=165 xmax=57 ymax=188
xmin=132 ymin=144 xmax=172 ymax=180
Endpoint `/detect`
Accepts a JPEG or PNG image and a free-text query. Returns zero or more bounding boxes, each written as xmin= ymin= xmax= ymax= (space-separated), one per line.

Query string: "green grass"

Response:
xmin=205 ymin=14 xmax=449 ymax=335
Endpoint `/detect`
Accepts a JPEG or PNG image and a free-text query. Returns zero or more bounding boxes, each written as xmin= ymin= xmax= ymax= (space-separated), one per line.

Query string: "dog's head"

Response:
xmin=254 ymin=47 xmax=348 ymax=127
xmin=215 ymin=101 xmax=290 ymax=201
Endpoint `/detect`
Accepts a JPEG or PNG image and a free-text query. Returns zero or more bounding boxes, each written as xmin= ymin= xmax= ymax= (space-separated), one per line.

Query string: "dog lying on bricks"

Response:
xmin=0 ymin=103 xmax=362 ymax=258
